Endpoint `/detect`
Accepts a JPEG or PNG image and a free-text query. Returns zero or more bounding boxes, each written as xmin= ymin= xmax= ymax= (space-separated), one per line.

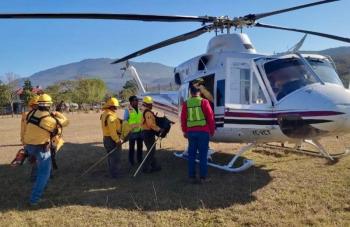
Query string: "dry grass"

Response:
xmin=0 ymin=111 xmax=349 ymax=226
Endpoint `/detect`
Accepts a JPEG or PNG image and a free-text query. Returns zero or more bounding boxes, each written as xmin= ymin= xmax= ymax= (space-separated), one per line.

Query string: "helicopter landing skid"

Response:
xmin=174 ymin=143 xmax=255 ymax=173
xmin=261 ymin=140 xmax=350 ymax=160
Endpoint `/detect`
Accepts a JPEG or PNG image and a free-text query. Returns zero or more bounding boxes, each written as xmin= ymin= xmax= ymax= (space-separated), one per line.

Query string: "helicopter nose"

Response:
xmin=334 ymin=104 xmax=350 ymax=133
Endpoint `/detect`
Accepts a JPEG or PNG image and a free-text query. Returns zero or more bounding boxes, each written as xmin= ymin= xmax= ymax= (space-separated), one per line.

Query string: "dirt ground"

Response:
xmin=0 ymin=111 xmax=349 ymax=226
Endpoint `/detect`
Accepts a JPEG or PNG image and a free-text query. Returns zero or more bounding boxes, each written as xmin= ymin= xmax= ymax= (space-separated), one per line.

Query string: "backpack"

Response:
xmin=143 ymin=109 xmax=173 ymax=138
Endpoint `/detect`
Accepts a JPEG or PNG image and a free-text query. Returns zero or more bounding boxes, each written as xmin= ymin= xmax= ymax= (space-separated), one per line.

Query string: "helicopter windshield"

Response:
xmin=306 ymin=58 xmax=344 ymax=87
xmin=264 ymin=57 xmax=318 ymax=100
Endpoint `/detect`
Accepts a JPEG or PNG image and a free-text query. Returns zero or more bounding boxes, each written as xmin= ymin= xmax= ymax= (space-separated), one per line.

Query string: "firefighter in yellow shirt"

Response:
xmin=192 ymin=77 xmax=214 ymax=104
xmin=23 ymin=94 xmax=69 ymax=205
xmin=141 ymin=96 xmax=163 ymax=173
xmin=100 ymin=97 xmax=122 ymax=178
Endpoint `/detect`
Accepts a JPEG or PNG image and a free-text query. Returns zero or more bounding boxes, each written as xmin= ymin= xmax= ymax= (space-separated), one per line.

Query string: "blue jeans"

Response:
xmin=187 ymin=131 xmax=209 ymax=178
xmin=25 ymin=144 xmax=52 ymax=204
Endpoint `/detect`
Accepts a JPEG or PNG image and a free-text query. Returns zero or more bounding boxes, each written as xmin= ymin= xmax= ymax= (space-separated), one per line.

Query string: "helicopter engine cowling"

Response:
xmin=206 ymin=33 xmax=256 ymax=54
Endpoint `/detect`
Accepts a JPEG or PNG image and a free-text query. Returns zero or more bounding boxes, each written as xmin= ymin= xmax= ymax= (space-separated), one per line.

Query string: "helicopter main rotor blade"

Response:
xmin=243 ymin=0 xmax=339 ymax=22
xmin=0 ymin=13 xmax=214 ymax=23
xmin=111 ymin=25 xmax=212 ymax=64
xmin=255 ymin=22 xmax=350 ymax=43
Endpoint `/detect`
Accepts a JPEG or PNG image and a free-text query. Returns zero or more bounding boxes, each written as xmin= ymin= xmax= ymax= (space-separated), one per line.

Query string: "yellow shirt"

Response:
xmin=100 ymin=109 xmax=121 ymax=143
xmin=198 ymin=85 xmax=214 ymax=103
xmin=23 ymin=110 xmax=69 ymax=145
xmin=142 ymin=109 xmax=160 ymax=132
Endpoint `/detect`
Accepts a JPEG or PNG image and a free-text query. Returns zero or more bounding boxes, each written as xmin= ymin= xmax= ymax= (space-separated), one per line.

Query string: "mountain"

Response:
xmin=20 ymin=58 xmax=174 ymax=91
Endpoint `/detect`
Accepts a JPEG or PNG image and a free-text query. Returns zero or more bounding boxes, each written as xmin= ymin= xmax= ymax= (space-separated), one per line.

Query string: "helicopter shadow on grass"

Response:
xmin=0 ymin=141 xmax=272 ymax=212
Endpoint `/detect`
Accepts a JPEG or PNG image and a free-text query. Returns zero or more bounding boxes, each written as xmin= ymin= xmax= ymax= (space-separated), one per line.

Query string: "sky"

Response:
xmin=0 ymin=0 xmax=350 ymax=77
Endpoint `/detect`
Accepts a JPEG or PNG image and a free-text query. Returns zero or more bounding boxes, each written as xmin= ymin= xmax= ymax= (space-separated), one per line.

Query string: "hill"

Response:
xmin=20 ymin=58 xmax=174 ymax=91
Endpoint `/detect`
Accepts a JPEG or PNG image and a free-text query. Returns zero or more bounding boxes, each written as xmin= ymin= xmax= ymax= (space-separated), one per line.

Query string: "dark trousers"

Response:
xmin=142 ymin=130 xmax=159 ymax=171
xmin=128 ymin=132 xmax=143 ymax=165
xmin=103 ymin=136 xmax=121 ymax=178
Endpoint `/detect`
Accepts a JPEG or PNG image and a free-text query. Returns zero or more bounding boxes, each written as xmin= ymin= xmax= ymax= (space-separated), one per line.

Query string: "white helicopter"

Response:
xmin=2 ymin=0 xmax=350 ymax=172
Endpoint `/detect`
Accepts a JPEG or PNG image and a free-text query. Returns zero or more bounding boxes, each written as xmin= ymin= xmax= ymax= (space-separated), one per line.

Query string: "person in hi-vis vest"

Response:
xmin=124 ymin=96 xmax=143 ymax=166
xmin=181 ymin=83 xmax=215 ymax=183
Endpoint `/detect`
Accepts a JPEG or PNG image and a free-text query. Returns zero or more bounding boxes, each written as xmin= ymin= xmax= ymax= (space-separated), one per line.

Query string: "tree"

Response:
xmin=119 ymin=79 xmax=138 ymax=100
xmin=73 ymin=78 xmax=107 ymax=105
xmin=45 ymin=80 xmax=76 ymax=103
xmin=21 ymin=79 xmax=34 ymax=107
xmin=3 ymin=72 xmax=19 ymax=117
xmin=0 ymin=81 xmax=9 ymax=107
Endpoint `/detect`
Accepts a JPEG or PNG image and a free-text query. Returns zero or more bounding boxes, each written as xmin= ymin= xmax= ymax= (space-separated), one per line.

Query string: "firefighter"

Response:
xmin=23 ymin=94 xmax=69 ymax=205
xmin=141 ymin=96 xmax=163 ymax=173
xmin=100 ymin=97 xmax=122 ymax=178
xmin=124 ymin=95 xmax=143 ymax=166
xmin=181 ymin=84 xmax=215 ymax=183
xmin=192 ymin=77 xmax=214 ymax=104
xmin=20 ymin=95 xmax=39 ymax=182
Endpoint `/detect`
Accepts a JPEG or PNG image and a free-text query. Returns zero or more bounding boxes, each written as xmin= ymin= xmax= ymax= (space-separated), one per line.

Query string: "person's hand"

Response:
xmin=192 ymin=82 xmax=200 ymax=89
xmin=159 ymin=128 xmax=165 ymax=136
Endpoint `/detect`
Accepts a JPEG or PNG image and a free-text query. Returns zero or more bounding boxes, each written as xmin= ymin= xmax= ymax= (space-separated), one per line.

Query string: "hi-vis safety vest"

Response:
xmin=186 ymin=96 xmax=207 ymax=128
xmin=128 ymin=108 xmax=142 ymax=132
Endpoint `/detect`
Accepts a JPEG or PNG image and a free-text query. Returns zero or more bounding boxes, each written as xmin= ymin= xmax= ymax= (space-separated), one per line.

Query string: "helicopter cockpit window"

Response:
xmin=307 ymin=58 xmax=344 ymax=87
xmin=264 ymin=58 xmax=318 ymax=100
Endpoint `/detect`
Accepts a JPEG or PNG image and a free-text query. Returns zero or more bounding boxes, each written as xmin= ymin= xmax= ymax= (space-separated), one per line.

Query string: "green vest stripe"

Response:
xmin=186 ymin=97 xmax=207 ymax=128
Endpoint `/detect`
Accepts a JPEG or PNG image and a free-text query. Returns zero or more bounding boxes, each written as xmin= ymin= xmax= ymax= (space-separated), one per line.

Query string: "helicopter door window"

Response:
xmin=216 ymin=79 xmax=225 ymax=106
xmin=240 ymin=69 xmax=250 ymax=104
xmin=251 ymin=72 xmax=267 ymax=104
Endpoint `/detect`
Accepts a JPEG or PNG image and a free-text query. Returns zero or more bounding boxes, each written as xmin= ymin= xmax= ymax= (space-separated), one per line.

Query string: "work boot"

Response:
xmin=199 ymin=177 xmax=211 ymax=184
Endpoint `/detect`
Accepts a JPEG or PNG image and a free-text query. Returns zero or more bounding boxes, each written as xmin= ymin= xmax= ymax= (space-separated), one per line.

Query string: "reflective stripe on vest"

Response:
xmin=128 ymin=108 xmax=143 ymax=132
xmin=186 ymin=97 xmax=207 ymax=127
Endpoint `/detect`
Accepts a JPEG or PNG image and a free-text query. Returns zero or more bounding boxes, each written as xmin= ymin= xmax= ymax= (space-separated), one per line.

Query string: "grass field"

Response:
xmin=0 ymin=111 xmax=349 ymax=226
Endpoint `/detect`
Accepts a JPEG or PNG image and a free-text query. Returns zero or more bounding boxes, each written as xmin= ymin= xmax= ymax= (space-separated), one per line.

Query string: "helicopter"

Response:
xmin=2 ymin=0 xmax=350 ymax=172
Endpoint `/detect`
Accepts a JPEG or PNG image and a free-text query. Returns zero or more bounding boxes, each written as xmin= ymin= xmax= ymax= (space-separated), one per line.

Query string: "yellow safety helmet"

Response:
xmin=143 ymin=96 xmax=153 ymax=104
xmin=28 ymin=95 xmax=39 ymax=107
xmin=38 ymin=94 xmax=53 ymax=107
xmin=105 ymin=97 xmax=119 ymax=108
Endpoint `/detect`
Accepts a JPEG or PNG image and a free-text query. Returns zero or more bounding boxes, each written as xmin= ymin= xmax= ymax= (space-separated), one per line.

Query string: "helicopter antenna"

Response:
xmin=289 ymin=34 xmax=308 ymax=53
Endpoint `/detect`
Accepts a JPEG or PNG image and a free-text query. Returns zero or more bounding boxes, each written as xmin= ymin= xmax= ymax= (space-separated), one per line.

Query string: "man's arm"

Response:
xmin=123 ymin=109 xmax=129 ymax=121
xmin=145 ymin=111 xmax=161 ymax=132
xmin=107 ymin=116 xmax=121 ymax=143
xmin=53 ymin=112 xmax=69 ymax=127
xmin=202 ymin=99 xmax=215 ymax=136
xmin=180 ymin=102 xmax=188 ymax=134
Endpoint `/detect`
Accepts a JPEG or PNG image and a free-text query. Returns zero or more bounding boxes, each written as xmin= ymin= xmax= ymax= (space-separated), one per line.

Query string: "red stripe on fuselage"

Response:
xmin=224 ymin=111 xmax=344 ymax=118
